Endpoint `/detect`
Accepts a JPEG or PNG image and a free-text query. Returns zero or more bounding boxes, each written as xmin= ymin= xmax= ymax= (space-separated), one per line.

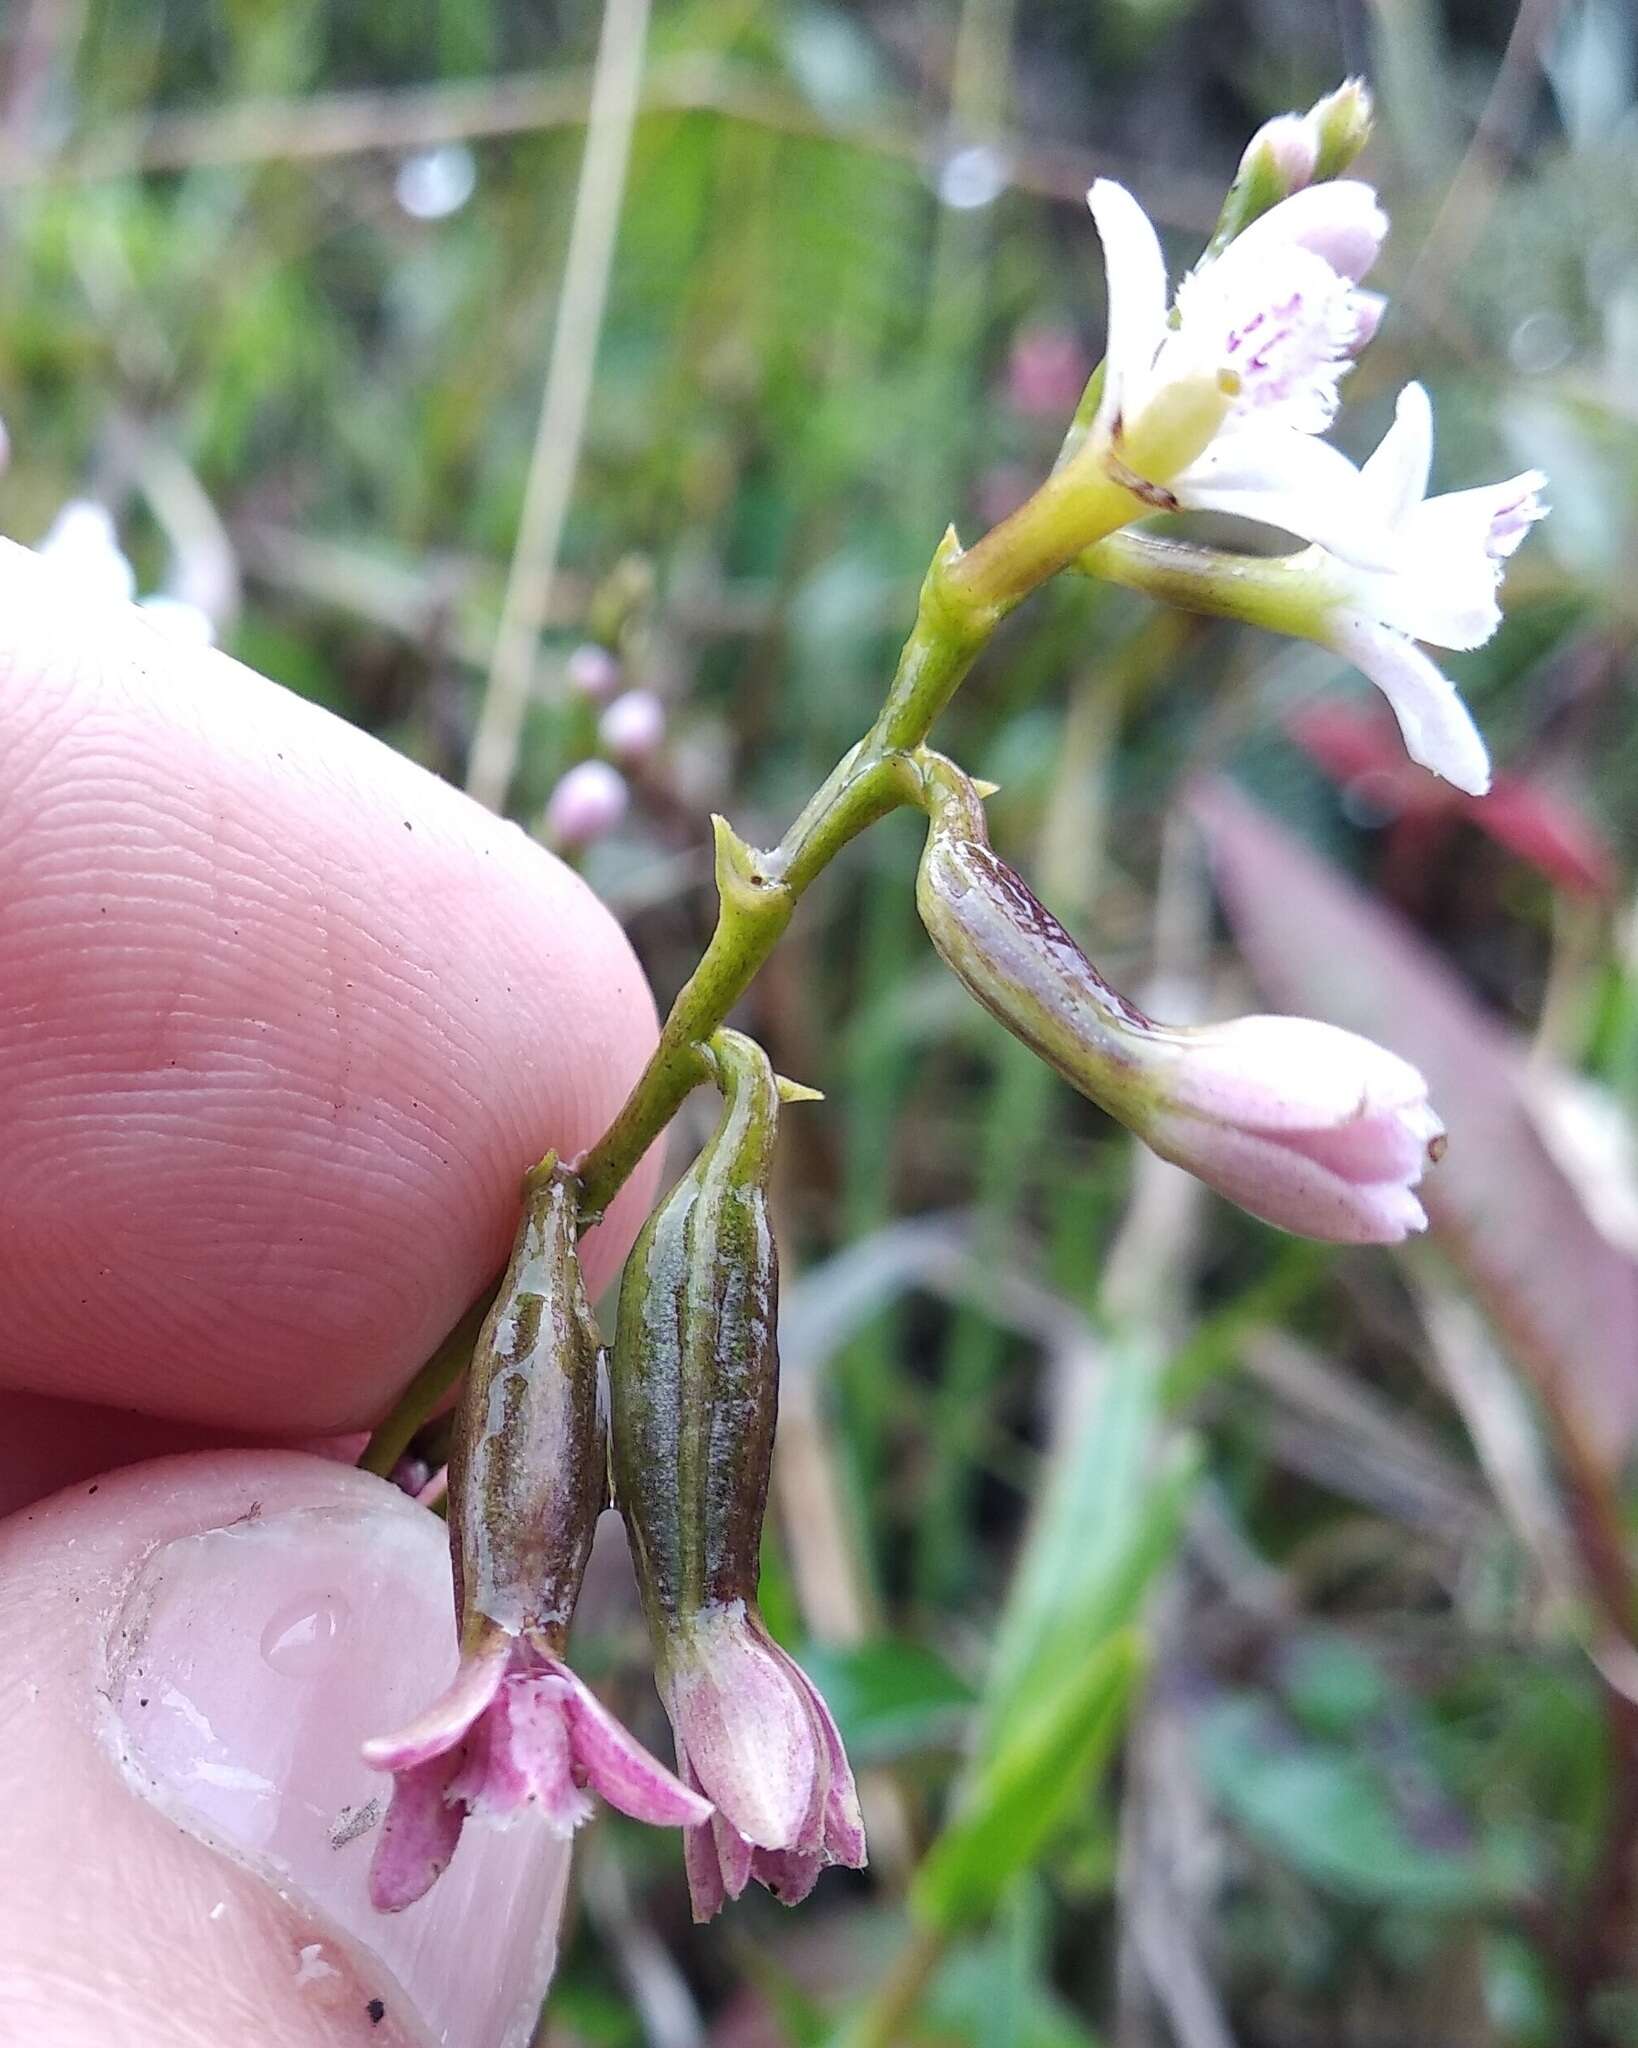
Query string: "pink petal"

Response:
xmin=361 ymin=1630 xmax=512 ymax=1772
xmin=449 ymin=1676 xmax=590 ymax=1836
xmin=680 ymin=1755 xmax=729 ymax=1922
xmin=1157 ymin=1014 xmax=1429 ymax=1133
xmin=555 ymin=1661 xmax=713 ymax=1827
xmin=368 ymin=1751 xmax=468 ymax=1912
xmin=665 ymin=1613 xmax=818 ymax=1849
xmin=712 ymin=1810 xmax=755 ymax=1900
xmin=770 ymin=1643 xmax=868 ymax=1868
xmin=750 ymin=1846 xmax=826 ymax=1907
xmin=683 ymin=1817 xmax=728 ymax=1923
xmin=1146 ymin=1112 xmax=1430 ymax=1243
xmin=1276 ymin=1107 xmax=1441 ymax=1184
xmin=1225 ymin=179 xmax=1387 ymax=283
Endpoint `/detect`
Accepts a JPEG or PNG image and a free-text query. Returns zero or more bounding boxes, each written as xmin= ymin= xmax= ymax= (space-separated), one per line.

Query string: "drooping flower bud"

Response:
xmin=598 ymin=688 xmax=666 ymax=765
xmin=609 ymin=1030 xmax=866 ymax=1920
xmin=544 ymin=758 xmax=629 ymax=850
xmin=364 ymin=1161 xmax=708 ymax=1913
xmin=565 ymin=641 xmax=622 ymax=700
xmin=914 ymin=758 xmax=1443 ymax=1244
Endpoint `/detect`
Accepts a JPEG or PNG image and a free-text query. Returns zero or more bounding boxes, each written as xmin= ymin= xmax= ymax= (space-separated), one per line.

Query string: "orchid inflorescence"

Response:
xmin=360 ymin=79 xmax=1547 ymax=1925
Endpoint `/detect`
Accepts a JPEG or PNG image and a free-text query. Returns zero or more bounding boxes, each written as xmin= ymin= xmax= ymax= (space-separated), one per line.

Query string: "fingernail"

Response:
xmin=106 ymin=1498 xmax=571 ymax=2048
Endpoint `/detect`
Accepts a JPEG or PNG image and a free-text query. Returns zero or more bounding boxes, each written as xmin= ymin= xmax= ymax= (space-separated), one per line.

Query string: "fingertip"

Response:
xmin=0 ymin=1451 xmax=570 ymax=2047
xmin=0 ymin=539 xmax=659 ymax=1431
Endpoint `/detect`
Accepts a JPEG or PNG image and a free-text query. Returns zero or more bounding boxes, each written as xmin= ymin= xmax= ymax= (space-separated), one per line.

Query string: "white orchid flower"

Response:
xmin=1318 ymin=382 xmax=1547 ymax=795
xmin=1084 ymin=178 xmax=1397 ymax=568
xmin=1081 ymin=381 xmax=1548 ymax=794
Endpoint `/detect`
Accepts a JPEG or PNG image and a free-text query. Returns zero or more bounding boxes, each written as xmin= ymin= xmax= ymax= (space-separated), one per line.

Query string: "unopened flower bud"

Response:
xmin=1207 ymin=79 xmax=1375 ymax=259
xmin=364 ymin=1163 xmax=707 ymax=1912
xmin=1244 ymin=112 xmax=1318 ymax=194
xmin=1310 ymin=78 xmax=1374 ymax=182
xmin=565 ymin=641 xmax=621 ymax=700
xmin=598 ymin=688 xmax=666 ymax=765
xmin=914 ymin=757 xmax=1443 ymax=1244
xmin=610 ymin=1030 xmax=865 ymax=1918
xmin=544 ymin=759 xmax=628 ymax=849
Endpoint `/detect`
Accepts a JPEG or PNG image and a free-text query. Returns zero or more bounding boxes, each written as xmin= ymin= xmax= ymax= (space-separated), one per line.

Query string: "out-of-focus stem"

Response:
xmin=464 ymin=0 xmax=650 ymax=812
xmin=839 ymin=1924 xmax=948 ymax=2048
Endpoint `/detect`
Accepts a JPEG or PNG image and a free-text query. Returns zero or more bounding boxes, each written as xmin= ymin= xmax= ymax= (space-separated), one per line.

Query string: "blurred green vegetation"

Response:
xmin=6 ymin=0 xmax=1638 ymax=2042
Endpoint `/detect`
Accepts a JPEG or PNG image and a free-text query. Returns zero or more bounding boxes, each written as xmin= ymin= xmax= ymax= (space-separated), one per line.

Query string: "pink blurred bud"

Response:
xmin=565 ymin=642 xmax=621 ymax=700
xmin=663 ymin=1603 xmax=866 ymax=1922
xmin=1005 ymin=324 xmax=1091 ymax=418
xmin=1139 ymin=1014 xmax=1444 ymax=1244
xmin=543 ymin=760 xmax=628 ymax=849
xmin=364 ymin=1629 xmax=709 ymax=1912
xmin=598 ymin=689 xmax=665 ymax=765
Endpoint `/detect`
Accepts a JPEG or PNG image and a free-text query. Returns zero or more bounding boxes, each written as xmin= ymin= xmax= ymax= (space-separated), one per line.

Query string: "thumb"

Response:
xmin=0 ymin=1452 xmax=569 ymax=2048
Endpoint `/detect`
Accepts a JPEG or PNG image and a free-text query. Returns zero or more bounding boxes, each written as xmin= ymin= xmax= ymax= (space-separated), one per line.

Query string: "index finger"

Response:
xmin=0 ymin=540 xmax=659 ymax=1434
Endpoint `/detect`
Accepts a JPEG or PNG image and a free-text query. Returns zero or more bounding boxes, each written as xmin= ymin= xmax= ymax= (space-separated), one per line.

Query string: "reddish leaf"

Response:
xmin=1192 ymin=778 xmax=1638 ymax=1466
xmin=1287 ymin=703 xmax=1618 ymax=900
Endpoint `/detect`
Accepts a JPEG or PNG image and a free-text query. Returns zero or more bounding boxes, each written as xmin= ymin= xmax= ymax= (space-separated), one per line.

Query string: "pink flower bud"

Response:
xmin=1136 ymin=1014 xmax=1443 ymax=1243
xmin=543 ymin=759 xmax=628 ymax=849
xmin=364 ymin=1627 xmax=710 ymax=1912
xmin=1243 ymin=112 xmax=1318 ymax=193
xmin=914 ymin=760 xmax=1443 ymax=1245
xmin=598 ymin=688 xmax=666 ymax=765
xmin=662 ymin=1603 xmax=865 ymax=1922
xmin=565 ymin=642 xmax=621 ymax=700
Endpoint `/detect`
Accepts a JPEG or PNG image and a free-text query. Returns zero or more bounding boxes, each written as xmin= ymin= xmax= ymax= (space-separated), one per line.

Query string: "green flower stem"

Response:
xmin=1077 ymin=526 xmax=1338 ymax=640
xmin=573 ymin=530 xmax=1021 ymax=1227
xmin=358 ymin=1293 xmax=493 ymax=1479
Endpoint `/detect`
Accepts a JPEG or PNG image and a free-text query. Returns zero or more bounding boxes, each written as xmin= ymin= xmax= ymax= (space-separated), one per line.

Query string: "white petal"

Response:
xmin=1086 ymin=180 xmax=1170 ymax=438
xmin=1173 ymin=426 xmax=1402 ymax=569
xmin=1415 ymin=471 xmax=1550 ymax=564
xmin=1328 ymin=614 xmax=1492 ymax=794
xmin=1361 ymin=383 xmax=1433 ymax=526
xmin=1348 ymin=290 xmax=1387 ymax=352
xmin=1222 ymin=179 xmax=1388 ymax=283
xmin=1347 ymin=564 xmax=1500 ymax=652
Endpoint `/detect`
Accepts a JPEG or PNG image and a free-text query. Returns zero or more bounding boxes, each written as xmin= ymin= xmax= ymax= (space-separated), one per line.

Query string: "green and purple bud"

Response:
xmin=914 ymin=758 xmax=1444 ymax=1245
xmin=1209 ymin=78 xmax=1375 ymax=255
xmin=364 ymin=1160 xmax=708 ymax=1913
xmin=610 ymin=1030 xmax=866 ymax=1920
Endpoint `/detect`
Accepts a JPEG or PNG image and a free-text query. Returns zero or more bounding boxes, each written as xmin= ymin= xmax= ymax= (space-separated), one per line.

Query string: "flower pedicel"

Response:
xmin=609 ymin=1030 xmax=866 ymax=1919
